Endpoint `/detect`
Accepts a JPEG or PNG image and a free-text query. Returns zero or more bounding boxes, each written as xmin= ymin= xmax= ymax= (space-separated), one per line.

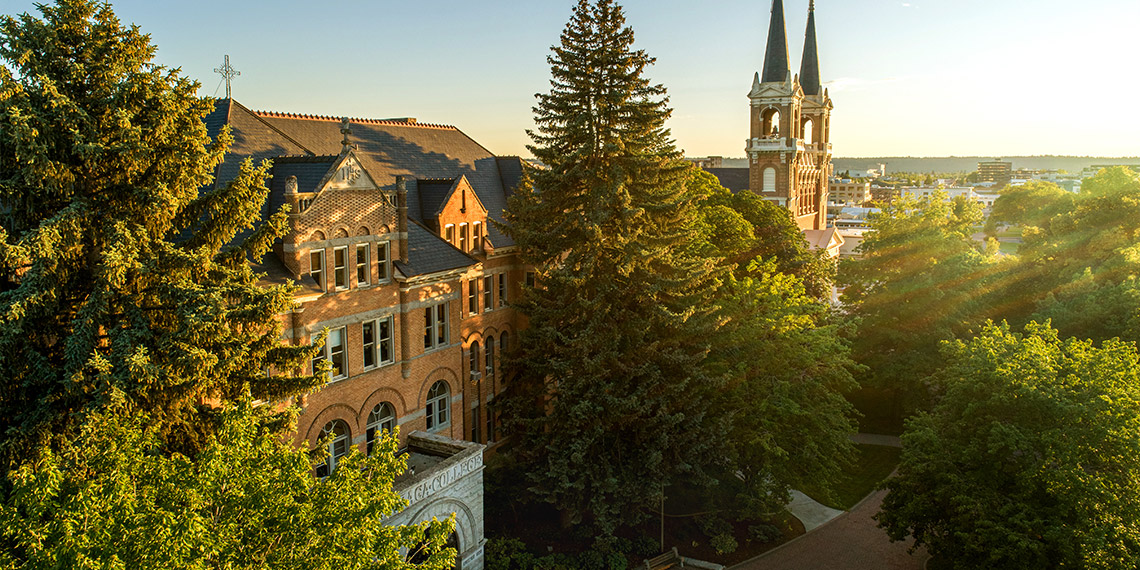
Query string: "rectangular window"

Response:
xmin=310 ymin=250 xmax=326 ymax=291
xmin=424 ymin=302 xmax=449 ymax=350
xmin=498 ymin=273 xmax=507 ymax=307
xmin=363 ymin=317 xmax=394 ymax=369
xmin=471 ymin=404 xmax=481 ymax=444
xmin=333 ymin=246 xmax=348 ymax=290
xmin=486 ymin=400 xmax=495 ymax=443
xmin=473 ymin=221 xmax=482 ymax=252
xmin=356 ymin=243 xmax=370 ymax=286
xmin=313 ymin=327 xmax=347 ymax=381
xmin=444 ymin=224 xmax=455 ymax=245
xmin=468 ymin=279 xmax=478 ymax=315
xmin=525 ymin=271 xmax=536 ymax=289
xmin=376 ymin=241 xmax=390 ymax=282
xmin=459 ymin=223 xmax=468 ymax=252
xmin=484 ymin=276 xmax=493 ymax=311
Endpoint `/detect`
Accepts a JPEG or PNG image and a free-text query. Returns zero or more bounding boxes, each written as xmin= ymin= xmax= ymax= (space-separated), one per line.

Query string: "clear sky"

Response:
xmin=3 ymin=0 xmax=1139 ymax=158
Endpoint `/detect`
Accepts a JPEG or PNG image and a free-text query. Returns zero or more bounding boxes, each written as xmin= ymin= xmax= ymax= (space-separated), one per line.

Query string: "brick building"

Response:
xmin=204 ymin=99 xmax=528 ymax=568
xmin=706 ymin=0 xmax=833 ymax=232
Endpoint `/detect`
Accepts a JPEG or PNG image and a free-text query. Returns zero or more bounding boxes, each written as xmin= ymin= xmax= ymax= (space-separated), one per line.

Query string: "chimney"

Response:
xmin=396 ymin=175 xmax=409 ymax=264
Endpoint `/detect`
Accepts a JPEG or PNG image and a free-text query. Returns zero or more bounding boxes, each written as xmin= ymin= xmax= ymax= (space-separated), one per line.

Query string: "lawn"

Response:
xmin=801 ymin=444 xmax=902 ymax=510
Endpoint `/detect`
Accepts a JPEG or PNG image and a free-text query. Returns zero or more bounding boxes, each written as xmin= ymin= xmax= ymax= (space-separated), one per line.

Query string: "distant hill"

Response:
xmin=832 ymin=157 xmax=1140 ymax=174
xmin=694 ymin=156 xmax=1140 ymax=174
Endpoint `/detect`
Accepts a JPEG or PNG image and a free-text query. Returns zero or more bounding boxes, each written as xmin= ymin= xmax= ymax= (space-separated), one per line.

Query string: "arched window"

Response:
xmin=426 ymin=381 xmax=450 ymax=431
xmin=366 ymin=402 xmax=395 ymax=455
xmin=763 ymin=167 xmax=777 ymax=193
xmin=500 ymin=331 xmax=511 ymax=384
xmin=802 ymin=118 xmax=814 ymax=144
xmin=469 ymin=341 xmax=480 ymax=381
xmin=315 ymin=420 xmax=350 ymax=477
xmin=762 ymin=108 xmax=781 ymax=137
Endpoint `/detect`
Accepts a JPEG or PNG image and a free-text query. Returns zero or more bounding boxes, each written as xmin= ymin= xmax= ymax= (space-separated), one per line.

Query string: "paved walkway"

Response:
xmin=729 ymin=434 xmax=925 ymax=570
xmin=732 ymin=489 xmax=927 ymax=570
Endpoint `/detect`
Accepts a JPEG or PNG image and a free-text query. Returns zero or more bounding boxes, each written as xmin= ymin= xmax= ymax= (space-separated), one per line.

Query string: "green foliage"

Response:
xmin=0 ymin=0 xmax=320 ymax=463
xmin=708 ymin=534 xmax=738 ymax=556
xmin=0 ymin=398 xmax=455 ymax=570
xmin=990 ymin=168 xmax=1140 ymax=343
xmin=747 ymin=524 xmax=782 ymax=544
xmin=839 ymin=190 xmax=1002 ymax=404
xmin=709 ymin=260 xmax=858 ymax=512
xmin=501 ymin=0 xmax=723 ymax=536
xmin=688 ymin=168 xmax=835 ymax=299
xmin=878 ymin=322 xmax=1140 ymax=569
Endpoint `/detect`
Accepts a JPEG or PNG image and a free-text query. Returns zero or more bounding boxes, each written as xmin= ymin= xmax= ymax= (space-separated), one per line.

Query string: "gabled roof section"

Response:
xmin=761 ymin=0 xmax=790 ymax=84
xmin=705 ymin=167 xmax=751 ymax=194
xmin=495 ymin=156 xmax=526 ymax=200
xmin=266 ymin=155 xmax=339 ymax=216
xmin=799 ymin=1 xmax=822 ymax=96
xmin=436 ymin=176 xmax=488 ymax=218
xmin=394 ymin=220 xmax=479 ymax=278
xmin=417 ymin=178 xmax=457 ymax=219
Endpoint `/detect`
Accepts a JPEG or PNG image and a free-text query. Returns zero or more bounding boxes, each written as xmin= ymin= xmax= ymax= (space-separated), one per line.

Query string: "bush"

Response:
xmin=606 ymin=551 xmax=629 ymax=570
xmin=695 ymin=514 xmax=733 ymax=538
xmin=577 ymin=550 xmax=605 ymax=570
xmin=709 ymin=533 xmax=738 ymax=555
xmin=486 ymin=537 xmax=536 ymax=570
xmin=630 ymin=535 xmax=661 ymax=557
xmin=748 ymin=523 xmax=782 ymax=543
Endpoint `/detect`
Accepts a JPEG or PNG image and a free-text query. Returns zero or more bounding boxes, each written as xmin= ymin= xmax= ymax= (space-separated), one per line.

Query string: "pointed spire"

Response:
xmin=800 ymin=0 xmax=822 ymax=96
xmin=761 ymin=0 xmax=790 ymax=84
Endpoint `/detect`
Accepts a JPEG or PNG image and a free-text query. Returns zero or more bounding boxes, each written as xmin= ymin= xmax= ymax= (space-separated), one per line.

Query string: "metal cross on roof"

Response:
xmin=214 ymin=55 xmax=240 ymax=99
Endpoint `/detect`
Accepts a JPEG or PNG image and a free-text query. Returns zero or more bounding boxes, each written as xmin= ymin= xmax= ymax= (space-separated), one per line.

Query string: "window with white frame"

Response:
xmin=473 ymin=221 xmax=482 ymax=252
xmin=425 ymin=380 xmax=450 ymax=431
xmin=365 ymin=402 xmax=395 ymax=455
xmin=459 ymin=223 xmax=468 ymax=252
xmin=498 ymin=273 xmax=507 ymax=306
xmin=362 ymin=317 xmax=394 ymax=369
xmin=312 ymin=326 xmax=347 ymax=381
xmin=355 ymin=243 xmax=370 ymax=286
xmin=333 ymin=246 xmax=348 ymax=290
xmin=423 ymin=302 xmax=448 ymax=350
xmin=310 ymin=249 xmax=326 ymax=291
xmin=315 ymin=420 xmax=350 ymax=477
xmin=376 ymin=241 xmax=390 ymax=282
xmin=483 ymin=276 xmax=493 ymax=311
xmin=444 ymin=224 xmax=455 ymax=245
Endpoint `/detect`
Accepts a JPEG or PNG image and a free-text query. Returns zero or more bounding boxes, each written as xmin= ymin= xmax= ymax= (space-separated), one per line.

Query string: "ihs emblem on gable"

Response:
xmin=340 ymin=159 xmax=362 ymax=183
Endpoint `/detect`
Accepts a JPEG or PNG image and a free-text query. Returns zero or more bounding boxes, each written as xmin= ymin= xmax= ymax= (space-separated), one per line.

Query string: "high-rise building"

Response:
xmin=746 ymin=0 xmax=833 ymax=231
xmin=977 ymin=160 xmax=1013 ymax=188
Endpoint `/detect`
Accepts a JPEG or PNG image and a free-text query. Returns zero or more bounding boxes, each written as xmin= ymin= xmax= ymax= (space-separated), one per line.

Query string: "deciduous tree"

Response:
xmin=878 ymin=322 xmax=1140 ymax=569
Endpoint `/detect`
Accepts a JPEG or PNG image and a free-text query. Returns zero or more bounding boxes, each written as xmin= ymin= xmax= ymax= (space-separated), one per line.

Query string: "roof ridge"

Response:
xmin=252 ymin=109 xmax=457 ymax=130
xmin=230 ymin=100 xmax=316 ymax=156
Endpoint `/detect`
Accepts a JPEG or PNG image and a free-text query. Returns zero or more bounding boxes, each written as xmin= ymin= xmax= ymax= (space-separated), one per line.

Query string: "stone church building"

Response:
xmin=204 ymin=99 xmax=529 ymax=568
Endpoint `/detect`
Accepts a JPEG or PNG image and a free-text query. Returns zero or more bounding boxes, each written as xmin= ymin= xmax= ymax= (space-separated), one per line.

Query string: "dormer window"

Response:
xmin=459 ymin=223 xmax=468 ymax=252
xmin=445 ymin=224 xmax=455 ymax=244
xmin=473 ymin=221 xmax=482 ymax=252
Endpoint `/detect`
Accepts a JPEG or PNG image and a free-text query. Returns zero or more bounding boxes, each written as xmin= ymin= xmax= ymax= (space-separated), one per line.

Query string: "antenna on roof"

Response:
xmin=214 ymin=55 xmax=240 ymax=99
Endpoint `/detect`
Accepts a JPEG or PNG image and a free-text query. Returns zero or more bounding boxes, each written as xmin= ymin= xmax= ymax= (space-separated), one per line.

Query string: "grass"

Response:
xmin=998 ymin=241 xmax=1020 ymax=255
xmin=801 ymin=444 xmax=903 ymax=510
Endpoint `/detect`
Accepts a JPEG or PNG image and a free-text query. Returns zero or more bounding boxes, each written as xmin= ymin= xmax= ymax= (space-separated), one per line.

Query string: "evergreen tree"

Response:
xmin=0 ymin=0 xmax=320 ymax=463
xmin=502 ymin=0 xmax=722 ymax=535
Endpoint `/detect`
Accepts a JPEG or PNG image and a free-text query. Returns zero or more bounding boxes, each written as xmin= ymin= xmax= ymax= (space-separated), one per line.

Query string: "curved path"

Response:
xmin=731 ymin=488 xmax=927 ymax=570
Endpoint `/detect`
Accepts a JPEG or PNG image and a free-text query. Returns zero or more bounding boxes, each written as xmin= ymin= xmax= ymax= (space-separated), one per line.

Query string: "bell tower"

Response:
xmin=747 ymin=0 xmax=833 ymax=231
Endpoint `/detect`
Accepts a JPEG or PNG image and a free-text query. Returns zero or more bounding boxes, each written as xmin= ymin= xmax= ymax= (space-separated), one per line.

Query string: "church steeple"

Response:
xmin=799 ymin=0 xmax=821 ymax=96
xmin=761 ymin=0 xmax=790 ymax=83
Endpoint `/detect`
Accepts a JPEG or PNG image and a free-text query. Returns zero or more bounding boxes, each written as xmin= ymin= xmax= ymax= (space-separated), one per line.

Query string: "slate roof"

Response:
xmin=705 ymin=167 xmax=751 ymax=194
xmin=417 ymin=178 xmax=458 ymax=219
xmin=395 ymin=221 xmax=479 ymax=278
xmin=799 ymin=2 xmax=822 ymax=96
xmin=762 ymin=0 xmax=790 ymax=83
xmin=202 ymin=98 xmax=521 ymax=280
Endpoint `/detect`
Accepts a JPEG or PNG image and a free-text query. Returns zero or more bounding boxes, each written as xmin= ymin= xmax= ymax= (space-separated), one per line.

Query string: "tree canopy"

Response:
xmin=502 ymin=0 xmax=724 ymax=536
xmin=878 ymin=322 xmax=1140 ymax=569
xmin=0 ymin=0 xmax=319 ymax=462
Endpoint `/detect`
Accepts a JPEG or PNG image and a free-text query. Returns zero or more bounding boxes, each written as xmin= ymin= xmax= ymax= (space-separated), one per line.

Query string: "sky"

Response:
xmin=3 ymin=0 xmax=1139 ymax=159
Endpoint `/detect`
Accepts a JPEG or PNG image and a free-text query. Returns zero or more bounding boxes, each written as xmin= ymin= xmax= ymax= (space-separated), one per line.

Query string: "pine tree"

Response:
xmin=0 ymin=0 xmax=321 ymax=464
xmin=502 ymin=0 xmax=723 ymax=535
